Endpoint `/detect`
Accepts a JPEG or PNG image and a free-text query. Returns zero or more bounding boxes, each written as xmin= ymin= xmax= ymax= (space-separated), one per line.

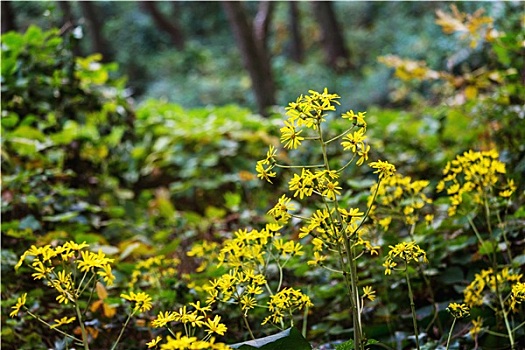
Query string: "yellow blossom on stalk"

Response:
xmin=288 ymin=168 xmax=315 ymax=199
xmin=285 ymin=88 xmax=340 ymax=129
xmin=362 ymin=286 xmax=376 ymax=301
xmin=147 ymin=335 xmax=163 ymax=348
xmin=470 ymin=316 xmax=483 ymax=338
xmin=255 ymin=160 xmax=276 ymax=184
xmin=77 ymin=250 xmax=114 ymax=272
xmin=280 ymin=120 xmax=304 ymax=149
xmin=97 ymin=263 xmax=116 ymax=286
xmin=152 ymin=311 xmax=177 ymax=328
xmin=50 ymin=316 xmax=76 ymax=329
xmin=204 ymin=315 xmax=228 ymax=336
xmin=267 ymin=195 xmax=295 ymax=222
xmin=510 ymin=282 xmax=525 ymax=311
xmin=342 ymin=110 xmax=367 ymax=130
xmin=307 ymin=251 xmax=327 ymax=266
xmin=321 ymin=180 xmax=342 ymax=200
xmin=447 ymin=302 xmax=470 ymax=319
xmin=9 ymin=293 xmax=27 ymax=317
xmin=341 ymin=128 xmax=367 ymax=153
xmin=370 ymin=160 xmax=396 ymax=179
xmin=121 ymin=291 xmax=153 ymax=313
xmin=437 ymin=149 xmax=511 ymax=216
xmin=159 ymin=333 xmax=232 ymax=350
xmin=262 ymin=287 xmax=313 ymax=326
xmin=463 ymin=267 xmax=523 ymax=310
xmin=384 ymin=241 xmax=427 ymax=275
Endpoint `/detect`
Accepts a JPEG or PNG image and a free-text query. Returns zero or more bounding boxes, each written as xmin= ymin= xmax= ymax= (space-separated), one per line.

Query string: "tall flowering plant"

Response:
xmin=256 ymin=89 xmax=396 ymax=350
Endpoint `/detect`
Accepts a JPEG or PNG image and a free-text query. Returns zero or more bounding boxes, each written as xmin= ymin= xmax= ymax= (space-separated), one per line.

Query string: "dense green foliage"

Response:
xmin=2 ymin=3 xmax=524 ymax=350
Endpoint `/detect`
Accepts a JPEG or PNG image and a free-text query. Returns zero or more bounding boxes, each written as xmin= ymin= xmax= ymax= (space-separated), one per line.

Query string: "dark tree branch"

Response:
xmin=288 ymin=2 xmax=304 ymax=63
xmin=141 ymin=1 xmax=185 ymax=50
xmin=311 ymin=1 xmax=351 ymax=72
xmin=1 ymin=1 xmax=17 ymax=34
xmin=79 ymin=1 xmax=113 ymax=62
xmin=222 ymin=1 xmax=276 ymax=116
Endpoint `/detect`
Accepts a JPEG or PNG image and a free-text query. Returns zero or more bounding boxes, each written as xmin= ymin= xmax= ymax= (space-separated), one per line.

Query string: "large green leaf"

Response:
xmin=230 ymin=328 xmax=311 ymax=350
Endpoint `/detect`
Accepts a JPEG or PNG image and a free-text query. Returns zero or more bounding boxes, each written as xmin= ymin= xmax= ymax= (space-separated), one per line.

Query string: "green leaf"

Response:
xmin=336 ymin=339 xmax=354 ymax=350
xmin=42 ymin=211 xmax=79 ymax=223
xmin=479 ymin=240 xmax=498 ymax=255
xmin=230 ymin=328 xmax=311 ymax=350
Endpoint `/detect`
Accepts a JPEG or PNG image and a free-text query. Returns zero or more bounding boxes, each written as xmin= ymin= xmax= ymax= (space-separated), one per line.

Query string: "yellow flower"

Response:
xmin=447 ymin=302 xmax=470 ymax=318
xmin=280 ymin=120 xmax=304 ymax=149
xmin=146 ymin=335 xmax=162 ymax=348
xmin=341 ymin=129 xmax=367 ymax=153
xmin=152 ymin=311 xmax=177 ymax=328
xmin=370 ymin=160 xmax=396 ymax=179
xmin=470 ymin=317 xmax=483 ymax=338
xmin=204 ymin=315 xmax=228 ymax=336
xmin=341 ymin=110 xmax=367 ymax=129
xmin=97 ymin=264 xmax=115 ymax=286
xmin=255 ymin=160 xmax=276 ymax=183
xmin=362 ymin=286 xmax=376 ymax=301
xmin=50 ymin=316 xmax=76 ymax=329
xmin=9 ymin=293 xmax=27 ymax=317
xmin=121 ymin=291 xmax=153 ymax=313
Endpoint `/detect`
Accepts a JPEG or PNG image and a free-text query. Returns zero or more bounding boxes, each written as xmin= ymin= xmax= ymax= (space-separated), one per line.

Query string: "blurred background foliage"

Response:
xmin=1 ymin=1 xmax=524 ymax=349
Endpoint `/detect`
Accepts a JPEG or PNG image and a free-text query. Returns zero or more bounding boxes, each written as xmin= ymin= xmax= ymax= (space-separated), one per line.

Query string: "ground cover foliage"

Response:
xmin=2 ymin=5 xmax=524 ymax=350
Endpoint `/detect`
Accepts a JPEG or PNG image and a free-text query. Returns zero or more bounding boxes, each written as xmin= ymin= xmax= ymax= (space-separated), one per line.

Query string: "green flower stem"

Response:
xmin=25 ymin=308 xmax=83 ymax=344
xmin=513 ymin=320 xmax=525 ymax=333
xmin=497 ymin=289 xmax=515 ymax=349
xmin=75 ymin=302 xmax=90 ymax=350
xmin=445 ymin=318 xmax=456 ymax=350
xmin=405 ymin=263 xmax=420 ymax=350
xmin=324 ymin=125 xmax=356 ymax=144
xmin=111 ymin=309 xmax=135 ymax=350
xmin=336 ymin=242 xmax=363 ymax=350
xmin=242 ymin=312 xmax=256 ymax=340
xmin=274 ymin=162 xmax=324 ymax=169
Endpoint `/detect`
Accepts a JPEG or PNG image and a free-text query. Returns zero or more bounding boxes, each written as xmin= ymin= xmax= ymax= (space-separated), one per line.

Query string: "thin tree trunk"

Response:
xmin=141 ymin=1 xmax=185 ymax=50
xmin=79 ymin=1 xmax=113 ymax=62
xmin=311 ymin=1 xmax=351 ymax=72
xmin=58 ymin=1 xmax=82 ymax=57
xmin=1 ymin=1 xmax=16 ymax=34
xmin=288 ymin=2 xmax=303 ymax=63
xmin=222 ymin=1 xmax=276 ymax=116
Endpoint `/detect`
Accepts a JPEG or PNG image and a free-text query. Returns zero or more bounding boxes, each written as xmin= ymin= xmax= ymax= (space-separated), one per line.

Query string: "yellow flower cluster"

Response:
xmin=383 ymin=241 xmax=428 ymax=275
xmin=435 ymin=5 xmax=495 ymax=48
xmin=128 ymin=254 xmax=181 ymax=289
xmin=14 ymin=241 xmax=115 ymax=306
xmin=148 ymin=300 xmax=229 ymax=348
xmin=255 ymin=89 xmax=375 ymax=185
xmin=262 ymin=287 xmax=313 ymax=326
xmin=285 ymin=88 xmax=341 ymax=132
xmin=378 ymin=55 xmax=441 ymax=82
xmin=446 ymin=302 xmax=470 ymax=319
xmin=121 ymin=291 xmax=153 ymax=313
xmin=437 ymin=149 xmax=514 ymax=216
xmin=205 ymin=268 xmax=267 ymax=313
xmin=463 ymin=267 xmax=524 ymax=312
xmin=150 ymin=332 xmax=231 ymax=350
xmin=369 ymin=173 xmax=432 ymax=229
xmin=187 ymin=240 xmax=220 ymax=272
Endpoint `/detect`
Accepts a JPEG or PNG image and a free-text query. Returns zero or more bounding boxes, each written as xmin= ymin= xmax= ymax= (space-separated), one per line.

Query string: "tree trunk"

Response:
xmin=79 ymin=1 xmax=113 ymax=62
xmin=1 ymin=1 xmax=16 ymax=34
xmin=222 ymin=1 xmax=276 ymax=117
xmin=141 ymin=1 xmax=185 ymax=50
xmin=311 ymin=1 xmax=351 ymax=72
xmin=287 ymin=2 xmax=304 ymax=63
xmin=58 ymin=1 xmax=82 ymax=57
